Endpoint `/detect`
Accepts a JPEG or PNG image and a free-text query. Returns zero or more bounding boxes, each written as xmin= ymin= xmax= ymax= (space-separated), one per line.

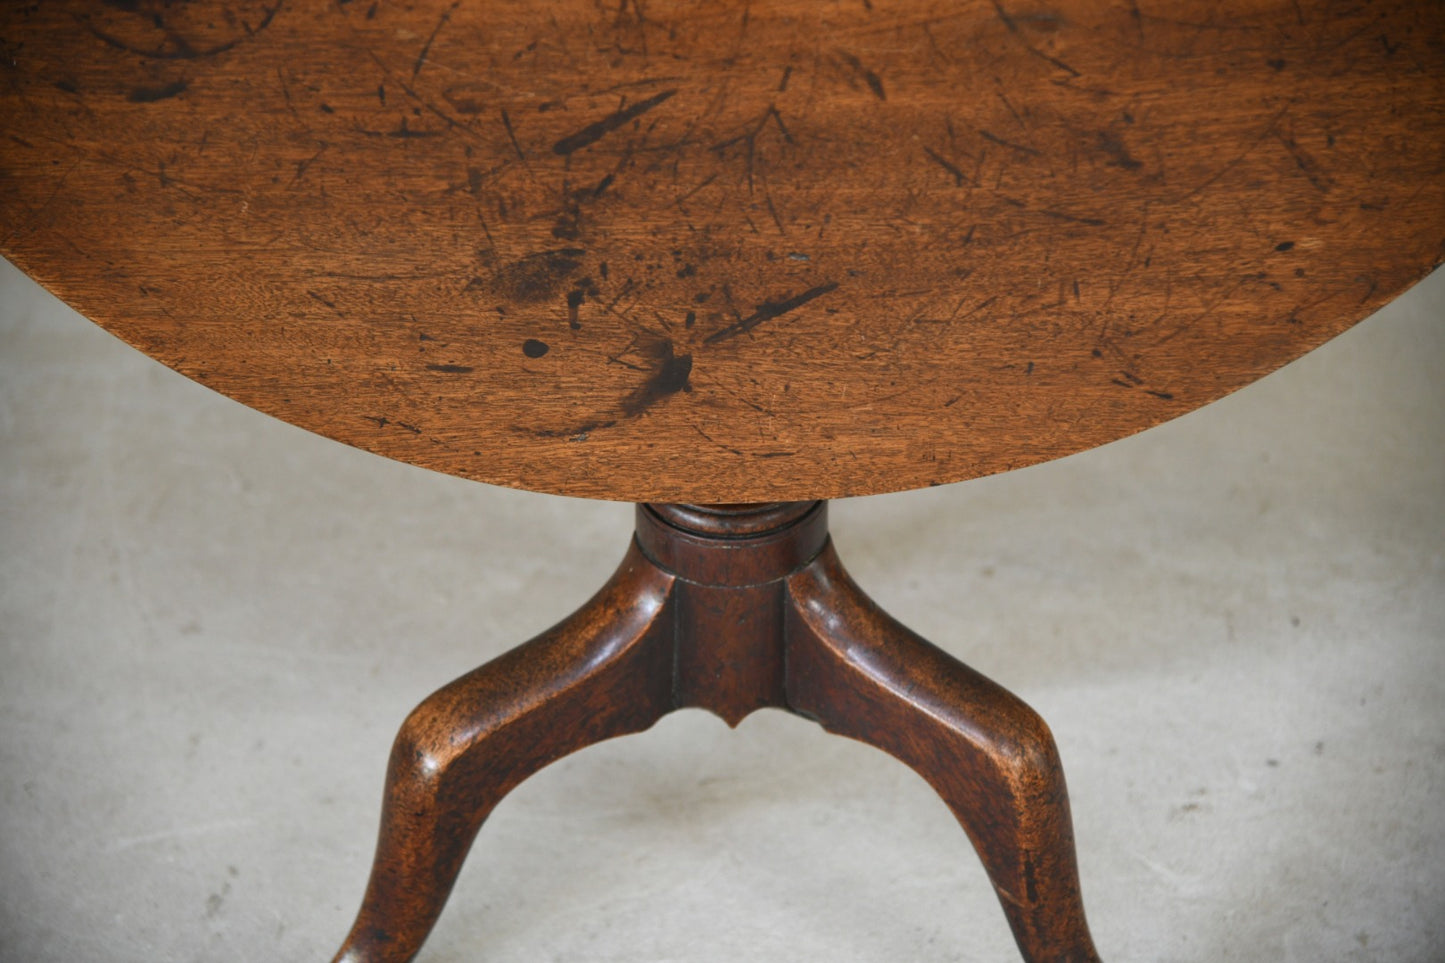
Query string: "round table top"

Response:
xmin=2 ymin=0 xmax=1441 ymax=502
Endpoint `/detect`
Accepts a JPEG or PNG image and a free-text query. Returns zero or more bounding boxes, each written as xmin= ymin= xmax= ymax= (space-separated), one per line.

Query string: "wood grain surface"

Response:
xmin=2 ymin=0 xmax=1441 ymax=501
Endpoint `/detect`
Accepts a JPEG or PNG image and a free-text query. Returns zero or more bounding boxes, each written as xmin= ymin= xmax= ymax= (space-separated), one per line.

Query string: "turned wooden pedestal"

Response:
xmin=334 ymin=502 xmax=1099 ymax=963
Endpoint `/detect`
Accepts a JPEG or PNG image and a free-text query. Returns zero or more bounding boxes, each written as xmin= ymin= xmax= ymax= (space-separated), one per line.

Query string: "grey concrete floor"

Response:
xmin=1 ymin=257 xmax=1442 ymax=962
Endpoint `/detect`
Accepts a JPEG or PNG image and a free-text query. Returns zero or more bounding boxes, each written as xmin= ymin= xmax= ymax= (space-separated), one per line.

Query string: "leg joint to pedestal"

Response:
xmin=633 ymin=501 xmax=830 ymax=723
xmin=635 ymin=501 xmax=828 ymax=587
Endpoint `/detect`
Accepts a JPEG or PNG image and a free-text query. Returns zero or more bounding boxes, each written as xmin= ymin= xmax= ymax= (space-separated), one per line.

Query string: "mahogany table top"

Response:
xmin=2 ymin=0 xmax=1441 ymax=502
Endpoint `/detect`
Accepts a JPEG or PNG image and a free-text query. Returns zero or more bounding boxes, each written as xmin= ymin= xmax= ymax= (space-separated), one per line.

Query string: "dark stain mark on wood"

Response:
xmin=953 ymin=294 xmax=997 ymax=321
xmin=1275 ymin=240 xmax=1295 ymax=251
xmin=292 ymin=145 xmax=328 ymax=187
xmin=709 ymin=104 xmax=795 ymax=194
xmin=414 ymin=2 xmax=460 ymax=80
xmin=1267 ymin=58 xmax=1287 ymax=70
xmin=521 ymin=416 xmax=618 ymax=440
xmin=523 ymin=339 xmax=550 ymax=358
xmin=990 ymin=1 xmax=1079 ymax=75
xmin=1275 ymin=128 xmax=1333 ymax=192
xmin=1355 ymin=274 xmax=1379 ymax=304
xmin=548 ymin=175 xmax=616 ymax=243
xmin=128 ymin=80 xmax=189 ymax=103
xmin=675 ymin=172 xmax=719 ymax=208
xmin=307 ymin=290 xmax=337 ymax=309
xmin=1040 ymin=209 xmax=1105 ymax=226
xmin=441 ymin=84 xmax=487 ymax=115
xmin=473 ymin=249 xmax=585 ymax=303
xmin=705 ymin=282 xmax=840 ymax=343
xmin=1097 ymin=131 xmax=1142 ymax=170
xmin=426 ymin=364 xmax=474 ymax=373
xmin=54 ymin=79 xmax=78 ymax=94
xmin=980 ymin=129 xmax=1039 ymax=156
xmin=567 ymin=289 xmax=585 ymax=329
xmin=89 ymin=2 xmax=282 ymax=61
xmin=389 ymin=118 xmax=438 ymax=138
xmin=838 ymin=51 xmax=886 ymax=100
xmin=693 ymin=423 xmax=745 ymax=456
xmin=1126 ymin=0 xmax=1144 ymax=34
xmin=500 ymin=108 xmax=526 ymax=160
xmin=552 ymin=89 xmax=678 ymax=155
xmin=924 ymin=146 xmax=967 ymax=186
xmin=553 ymin=203 xmax=582 ymax=240
xmin=620 ymin=339 xmax=693 ymax=417
xmin=1146 ymin=389 xmax=1175 ymax=400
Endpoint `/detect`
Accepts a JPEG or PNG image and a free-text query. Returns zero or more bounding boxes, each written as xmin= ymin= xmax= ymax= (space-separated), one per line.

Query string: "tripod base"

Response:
xmin=333 ymin=502 xmax=1101 ymax=963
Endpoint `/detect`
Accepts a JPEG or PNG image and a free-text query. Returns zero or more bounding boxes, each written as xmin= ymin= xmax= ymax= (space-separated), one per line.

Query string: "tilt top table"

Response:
xmin=1 ymin=1 xmax=1441 ymax=961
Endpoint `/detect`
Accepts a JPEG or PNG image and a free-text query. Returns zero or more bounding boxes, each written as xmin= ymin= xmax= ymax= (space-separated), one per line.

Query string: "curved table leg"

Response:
xmin=333 ymin=543 xmax=676 ymax=963
xmin=785 ymin=542 xmax=1101 ymax=963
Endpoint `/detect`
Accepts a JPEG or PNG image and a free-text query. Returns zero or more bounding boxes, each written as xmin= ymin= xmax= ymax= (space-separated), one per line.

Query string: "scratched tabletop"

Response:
xmin=2 ymin=0 xmax=1441 ymax=501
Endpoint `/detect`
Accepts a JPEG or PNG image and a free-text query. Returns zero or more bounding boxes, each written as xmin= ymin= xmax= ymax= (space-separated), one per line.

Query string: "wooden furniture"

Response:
xmin=2 ymin=2 xmax=1440 ymax=961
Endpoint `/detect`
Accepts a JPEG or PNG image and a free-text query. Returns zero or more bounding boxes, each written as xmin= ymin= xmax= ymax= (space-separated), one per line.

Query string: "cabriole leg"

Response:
xmin=785 ymin=542 xmax=1102 ymax=963
xmin=332 ymin=544 xmax=675 ymax=963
